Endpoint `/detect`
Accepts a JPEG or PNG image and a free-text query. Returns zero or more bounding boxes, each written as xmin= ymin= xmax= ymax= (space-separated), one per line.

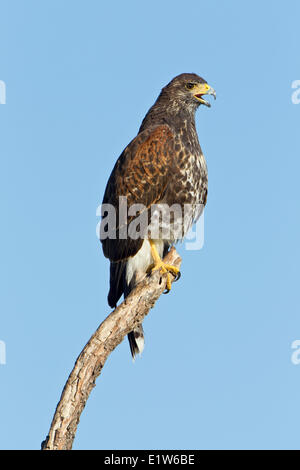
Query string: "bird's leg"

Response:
xmin=147 ymin=239 xmax=181 ymax=293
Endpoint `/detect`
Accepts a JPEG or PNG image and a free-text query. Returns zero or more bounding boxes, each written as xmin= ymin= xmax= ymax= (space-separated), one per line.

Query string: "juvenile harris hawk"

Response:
xmin=101 ymin=73 xmax=216 ymax=359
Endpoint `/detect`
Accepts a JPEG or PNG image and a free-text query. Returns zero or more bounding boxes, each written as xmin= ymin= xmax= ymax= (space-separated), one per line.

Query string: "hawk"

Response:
xmin=101 ymin=73 xmax=216 ymax=359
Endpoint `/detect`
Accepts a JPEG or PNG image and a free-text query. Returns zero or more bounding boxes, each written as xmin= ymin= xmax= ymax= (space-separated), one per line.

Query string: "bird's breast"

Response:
xmin=156 ymin=136 xmax=207 ymax=243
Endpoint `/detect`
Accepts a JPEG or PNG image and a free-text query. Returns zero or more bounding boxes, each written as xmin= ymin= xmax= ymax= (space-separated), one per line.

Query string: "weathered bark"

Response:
xmin=42 ymin=247 xmax=181 ymax=450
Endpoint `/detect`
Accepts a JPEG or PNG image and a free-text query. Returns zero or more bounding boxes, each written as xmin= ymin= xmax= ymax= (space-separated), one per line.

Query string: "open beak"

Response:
xmin=194 ymin=83 xmax=216 ymax=107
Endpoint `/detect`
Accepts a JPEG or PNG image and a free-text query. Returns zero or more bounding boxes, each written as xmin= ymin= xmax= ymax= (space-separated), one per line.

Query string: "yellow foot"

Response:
xmin=147 ymin=260 xmax=181 ymax=293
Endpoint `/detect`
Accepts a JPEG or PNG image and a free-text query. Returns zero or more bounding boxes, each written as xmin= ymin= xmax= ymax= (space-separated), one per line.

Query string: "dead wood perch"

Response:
xmin=42 ymin=247 xmax=181 ymax=450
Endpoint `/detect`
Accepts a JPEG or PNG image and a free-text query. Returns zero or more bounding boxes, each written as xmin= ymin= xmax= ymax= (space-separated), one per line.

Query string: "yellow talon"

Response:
xmin=147 ymin=240 xmax=181 ymax=293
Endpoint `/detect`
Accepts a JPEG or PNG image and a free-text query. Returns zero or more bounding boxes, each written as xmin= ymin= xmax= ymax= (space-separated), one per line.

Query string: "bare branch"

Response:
xmin=42 ymin=247 xmax=181 ymax=450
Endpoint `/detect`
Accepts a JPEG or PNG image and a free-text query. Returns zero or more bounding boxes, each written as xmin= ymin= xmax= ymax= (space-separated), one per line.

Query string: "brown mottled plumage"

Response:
xmin=101 ymin=73 xmax=216 ymax=359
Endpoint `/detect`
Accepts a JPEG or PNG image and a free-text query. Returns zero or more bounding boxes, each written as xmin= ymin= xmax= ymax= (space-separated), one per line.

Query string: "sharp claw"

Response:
xmin=163 ymin=287 xmax=170 ymax=294
xmin=174 ymin=271 xmax=181 ymax=282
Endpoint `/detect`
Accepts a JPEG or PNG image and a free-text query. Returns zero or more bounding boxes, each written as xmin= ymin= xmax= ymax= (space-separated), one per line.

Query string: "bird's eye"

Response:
xmin=186 ymin=83 xmax=195 ymax=90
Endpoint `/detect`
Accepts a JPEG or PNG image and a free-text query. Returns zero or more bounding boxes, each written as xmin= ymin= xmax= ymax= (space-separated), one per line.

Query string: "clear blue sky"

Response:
xmin=1 ymin=0 xmax=300 ymax=450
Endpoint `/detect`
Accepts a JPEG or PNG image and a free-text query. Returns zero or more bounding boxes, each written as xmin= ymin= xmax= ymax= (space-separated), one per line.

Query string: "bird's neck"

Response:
xmin=138 ymin=98 xmax=198 ymax=135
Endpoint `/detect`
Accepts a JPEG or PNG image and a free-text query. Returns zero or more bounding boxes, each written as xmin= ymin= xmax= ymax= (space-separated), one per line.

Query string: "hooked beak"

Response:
xmin=194 ymin=83 xmax=216 ymax=107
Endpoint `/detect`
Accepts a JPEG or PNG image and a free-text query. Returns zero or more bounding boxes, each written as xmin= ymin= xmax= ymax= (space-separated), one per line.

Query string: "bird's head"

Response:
xmin=161 ymin=73 xmax=216 ymax=110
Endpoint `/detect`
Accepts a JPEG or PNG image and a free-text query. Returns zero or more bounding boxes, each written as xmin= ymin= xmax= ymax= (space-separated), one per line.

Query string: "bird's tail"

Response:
xmin=109 ymin=252 xmax=149 ymax=360
xmin=124 ymin=267 xmax=145 ymax=360
xmin=127 ymin=324 xmax=144 ymax=360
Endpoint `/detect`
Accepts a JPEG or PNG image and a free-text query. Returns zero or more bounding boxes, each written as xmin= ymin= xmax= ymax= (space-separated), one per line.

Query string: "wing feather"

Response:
xmin=101 ymin=125 xmax=175 ymax=262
